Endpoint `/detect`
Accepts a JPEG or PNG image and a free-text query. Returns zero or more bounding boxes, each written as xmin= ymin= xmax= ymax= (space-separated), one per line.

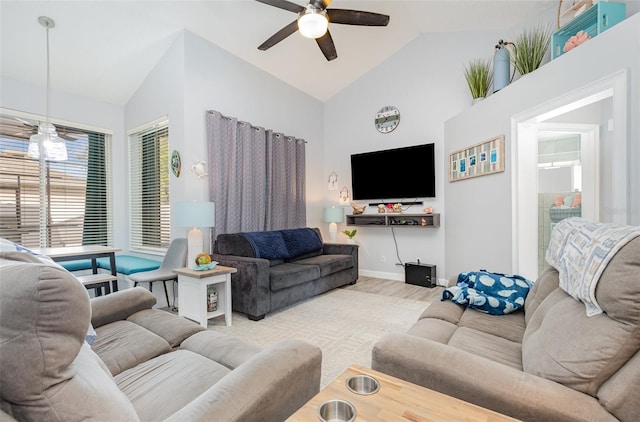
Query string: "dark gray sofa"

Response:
xmin=212 ymin=227 xmax=358 ymax=320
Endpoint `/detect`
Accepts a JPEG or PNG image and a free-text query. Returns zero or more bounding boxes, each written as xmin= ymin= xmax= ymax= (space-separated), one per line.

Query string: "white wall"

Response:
xmin=324 ymin=29 xmax=503 ymax=282
xmin=125 ymin=30 xmax=324 ymax=249
xmin=444 ymin=13 xmax=640 ymax=280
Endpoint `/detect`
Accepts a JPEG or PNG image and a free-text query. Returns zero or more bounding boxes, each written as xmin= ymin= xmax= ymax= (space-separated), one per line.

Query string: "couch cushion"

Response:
xmin=127 ymin=309 xmax=204 ymax=348
xmin=448 ymin=327 xmax=523 ymax=370
xmin=407 ymin=318 xmax=457 ymax=344
xmin=524 ymin=267 xmax=559 ymax=325
xmin=180 ymin=330 xmax=261 ymax=370
xmin=93 ymin=320 xmax=171 ymax=376
xmin=418 ymin=299 xmax=465 ymax=325
xmin=115 ymin=349 xmax=230 ymax=421
xmin=459 ymin=308 xmax=526 ymax=344
xmin=269 ymin=263 xmax=320 ymax=291
xmin=522 ymin=237 xmax=640 ymax=396
xmin=290 ymin=254 xmax=353 ymax=277
xmin=10 ymin=344 xmax=140 ymax=422
xmin=0 ymin=252 xmax=90 ymax=403
xmin=522 ymin=290 xmax=639 ymax=396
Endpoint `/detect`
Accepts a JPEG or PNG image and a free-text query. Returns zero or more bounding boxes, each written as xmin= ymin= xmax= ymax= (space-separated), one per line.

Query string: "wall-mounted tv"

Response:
xmin=350 ymin=143 xmax=435 ymax=201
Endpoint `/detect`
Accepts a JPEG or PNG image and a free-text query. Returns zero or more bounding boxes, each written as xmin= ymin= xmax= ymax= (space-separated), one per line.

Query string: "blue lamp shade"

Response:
xmin=323 ymin=207 xmax=344 ymax=223
xmin=174 ymin=201 xmax=216 ymax=228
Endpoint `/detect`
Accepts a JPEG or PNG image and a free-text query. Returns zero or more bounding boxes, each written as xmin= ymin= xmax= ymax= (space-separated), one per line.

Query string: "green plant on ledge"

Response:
xmin=509 ymin=25 xmax=552 ymax=76
xmin=342 ymin=229 xmax=357 ymax=239
xmin=464 ymin=58 xmax=493 ymax=100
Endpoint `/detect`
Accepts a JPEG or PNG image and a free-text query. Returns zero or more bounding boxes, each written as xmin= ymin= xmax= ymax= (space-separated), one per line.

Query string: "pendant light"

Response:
xmin=27 ymin=16 xmax=67 ymax=161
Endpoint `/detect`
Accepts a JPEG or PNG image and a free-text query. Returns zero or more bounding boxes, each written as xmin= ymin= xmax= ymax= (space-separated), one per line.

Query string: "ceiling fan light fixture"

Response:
xmin=298 ymin=8 xmax=328 ymax=39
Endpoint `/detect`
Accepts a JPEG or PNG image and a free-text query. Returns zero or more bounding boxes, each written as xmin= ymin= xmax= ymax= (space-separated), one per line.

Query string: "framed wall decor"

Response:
xmin=449 ymin=135 xmax=504 ymax=182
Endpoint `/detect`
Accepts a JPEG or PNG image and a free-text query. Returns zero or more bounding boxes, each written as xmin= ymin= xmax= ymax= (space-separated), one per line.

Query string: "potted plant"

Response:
xmin=509 ymin=25 xmax=552 ymax=76
xmin=464 ymin=58 xmax=493 ymax=103
xmin=342 ymin=229 xmax=357 ymax=243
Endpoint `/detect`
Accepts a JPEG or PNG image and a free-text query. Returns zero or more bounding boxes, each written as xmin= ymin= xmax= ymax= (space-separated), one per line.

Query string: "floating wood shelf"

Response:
xmin=346 ymin=213 xmax=440 ymax=228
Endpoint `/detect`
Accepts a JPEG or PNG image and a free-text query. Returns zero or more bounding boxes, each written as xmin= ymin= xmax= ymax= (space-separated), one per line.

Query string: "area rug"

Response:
xmin=209 ymin=288 xmax=431 ymax=387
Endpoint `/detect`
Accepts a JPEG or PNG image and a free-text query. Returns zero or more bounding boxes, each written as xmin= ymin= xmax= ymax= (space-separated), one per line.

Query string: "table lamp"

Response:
xmin=175 ymin=201 xmax=215 ymax=268
xmin=323 ymin=206 xmax=344 ymax=243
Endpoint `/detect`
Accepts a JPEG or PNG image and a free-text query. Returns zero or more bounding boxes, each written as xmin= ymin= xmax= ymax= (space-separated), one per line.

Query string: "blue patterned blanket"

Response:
xmin=546 ymin=217 xmax=640 ymax=317
xmin=442 ymin=270 xmax=533 ymax=315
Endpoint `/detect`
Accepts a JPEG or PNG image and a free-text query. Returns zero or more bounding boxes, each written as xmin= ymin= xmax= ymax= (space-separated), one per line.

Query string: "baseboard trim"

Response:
xmin=360 ymin=269 xmax=449 ymax=287
xmin=359 ymin=269 xmax=403 ymax=281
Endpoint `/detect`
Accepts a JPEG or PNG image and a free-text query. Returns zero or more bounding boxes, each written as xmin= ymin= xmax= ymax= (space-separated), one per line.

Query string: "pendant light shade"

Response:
xmin=28 ymin=16 xmax=67 ymax=161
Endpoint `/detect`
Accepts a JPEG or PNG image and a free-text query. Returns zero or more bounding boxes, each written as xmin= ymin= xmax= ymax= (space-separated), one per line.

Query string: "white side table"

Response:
xmin=173 ymin=266 xmax=237 ymax=328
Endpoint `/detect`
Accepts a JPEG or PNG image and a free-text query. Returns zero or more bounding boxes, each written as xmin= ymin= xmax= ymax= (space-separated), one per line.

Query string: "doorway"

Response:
xmin=512 ymin=70 xmax=628 ymax=280
xmin=536 ymin=125 xmax=599 ymax=275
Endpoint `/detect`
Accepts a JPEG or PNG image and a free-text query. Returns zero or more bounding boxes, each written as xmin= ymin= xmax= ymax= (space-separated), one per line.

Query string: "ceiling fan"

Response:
xmin=1 ymin=116 xmax=82 ymax=142
xmin=256 ymin=0 xmax=390 ymax=61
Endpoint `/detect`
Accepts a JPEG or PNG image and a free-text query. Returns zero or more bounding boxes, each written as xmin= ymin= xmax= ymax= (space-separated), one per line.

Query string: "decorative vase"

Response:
xmin=472 ymin=97 xmax=484 ymax=105
xmin=347 ymin=239 xmax=356 ymax=244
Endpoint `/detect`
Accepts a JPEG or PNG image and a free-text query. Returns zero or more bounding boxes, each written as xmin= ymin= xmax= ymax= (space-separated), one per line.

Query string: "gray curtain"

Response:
xmin=207 ymin=110 xmax=306 ymax=237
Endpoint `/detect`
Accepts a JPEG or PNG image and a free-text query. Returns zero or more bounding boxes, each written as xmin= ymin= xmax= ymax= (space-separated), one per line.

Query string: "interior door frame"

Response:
xmin=510 ymin=69 xmax=628 ymax=279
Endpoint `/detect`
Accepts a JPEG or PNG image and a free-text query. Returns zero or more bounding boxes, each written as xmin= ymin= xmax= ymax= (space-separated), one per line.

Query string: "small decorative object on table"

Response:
xmin=194 ymin=261 xmax=218 ymax=271
xmin=351 ymin=202 xmax=366 ymax=215
xmin=194 ymin=253 xmax=218 ymax=271
xmin=377 ymin=204 xmax=386 ymax=214
xmin=423 ymin=206 xmax=433 ymax=214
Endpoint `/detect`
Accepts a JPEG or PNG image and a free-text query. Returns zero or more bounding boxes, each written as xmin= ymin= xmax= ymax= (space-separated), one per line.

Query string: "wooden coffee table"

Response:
xmin=287 ymin=365 xmax=518 ymax=421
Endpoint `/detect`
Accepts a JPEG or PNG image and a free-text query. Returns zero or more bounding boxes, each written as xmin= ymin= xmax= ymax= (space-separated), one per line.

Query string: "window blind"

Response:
xmin=128 ymin=119 xmax=170 ymax=253
xmin=0 ymin=113 xmax=113 ymax=248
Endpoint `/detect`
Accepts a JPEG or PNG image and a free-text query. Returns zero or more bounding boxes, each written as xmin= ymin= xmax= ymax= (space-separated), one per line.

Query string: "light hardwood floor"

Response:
xmin=341 ymin=275 xmax=444 ymax=302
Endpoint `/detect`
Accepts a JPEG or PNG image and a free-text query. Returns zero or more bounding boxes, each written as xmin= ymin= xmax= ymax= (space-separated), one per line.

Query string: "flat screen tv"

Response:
xmin=350 ymin=143 xmax=435 ymax=200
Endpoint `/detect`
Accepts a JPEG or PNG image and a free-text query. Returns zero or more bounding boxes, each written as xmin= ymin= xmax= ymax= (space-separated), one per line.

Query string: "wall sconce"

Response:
xmin=338 ymin=186 xmax=350 ymax=205
xmin=323 ymin=206 xmax=344 ymax=243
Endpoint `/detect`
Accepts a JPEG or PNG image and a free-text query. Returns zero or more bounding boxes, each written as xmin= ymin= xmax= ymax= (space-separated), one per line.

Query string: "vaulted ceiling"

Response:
xmin=1 ymin=1 xmax=556 ymax=106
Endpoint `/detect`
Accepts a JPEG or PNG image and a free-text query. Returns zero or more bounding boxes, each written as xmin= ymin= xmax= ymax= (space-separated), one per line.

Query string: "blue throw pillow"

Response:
xmin=280 ymin=228 xmax=323 ymax=259
xmin=241 ymin=231 xmax=289 ymax=260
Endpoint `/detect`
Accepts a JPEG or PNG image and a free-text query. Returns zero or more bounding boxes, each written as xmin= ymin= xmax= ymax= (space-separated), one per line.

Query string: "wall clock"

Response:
xmin=375 ymin=106 xmax=400 ymax=134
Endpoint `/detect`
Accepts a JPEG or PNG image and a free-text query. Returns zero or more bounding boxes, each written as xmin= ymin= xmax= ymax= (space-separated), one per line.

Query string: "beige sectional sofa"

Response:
xmin=0 ymin=251 xmax=321 ymax=421
xmin=373 ymin=235 xmax=640 ymax=421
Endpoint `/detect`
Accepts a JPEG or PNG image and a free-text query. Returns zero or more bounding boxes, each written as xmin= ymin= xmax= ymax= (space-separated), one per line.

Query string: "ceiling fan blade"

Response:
xmin=255 ymin=0 xmax=305 ymax=14
xmin=327 ymin=9 xmax=390 ymax=26
xmin=258 ymin=20 xmax=299 ymax=50
xmin=316 ymin=29 xmax=337 ymax=61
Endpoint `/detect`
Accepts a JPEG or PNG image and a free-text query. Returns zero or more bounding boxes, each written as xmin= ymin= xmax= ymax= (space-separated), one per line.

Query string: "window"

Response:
xmin=0 ymin=111 xmax=113 ymax=248
xmin=128 ymin=118 xmax=170 ymax=253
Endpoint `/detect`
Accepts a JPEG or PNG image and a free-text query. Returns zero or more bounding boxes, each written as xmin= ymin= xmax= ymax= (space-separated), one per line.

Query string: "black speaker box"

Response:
xmin=405 ymin=262 xmax=436 ymax=288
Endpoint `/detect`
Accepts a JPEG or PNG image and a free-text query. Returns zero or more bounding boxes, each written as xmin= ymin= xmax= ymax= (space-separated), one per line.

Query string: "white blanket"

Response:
xmin=545 ymin=218 xmax=640 ymax=317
